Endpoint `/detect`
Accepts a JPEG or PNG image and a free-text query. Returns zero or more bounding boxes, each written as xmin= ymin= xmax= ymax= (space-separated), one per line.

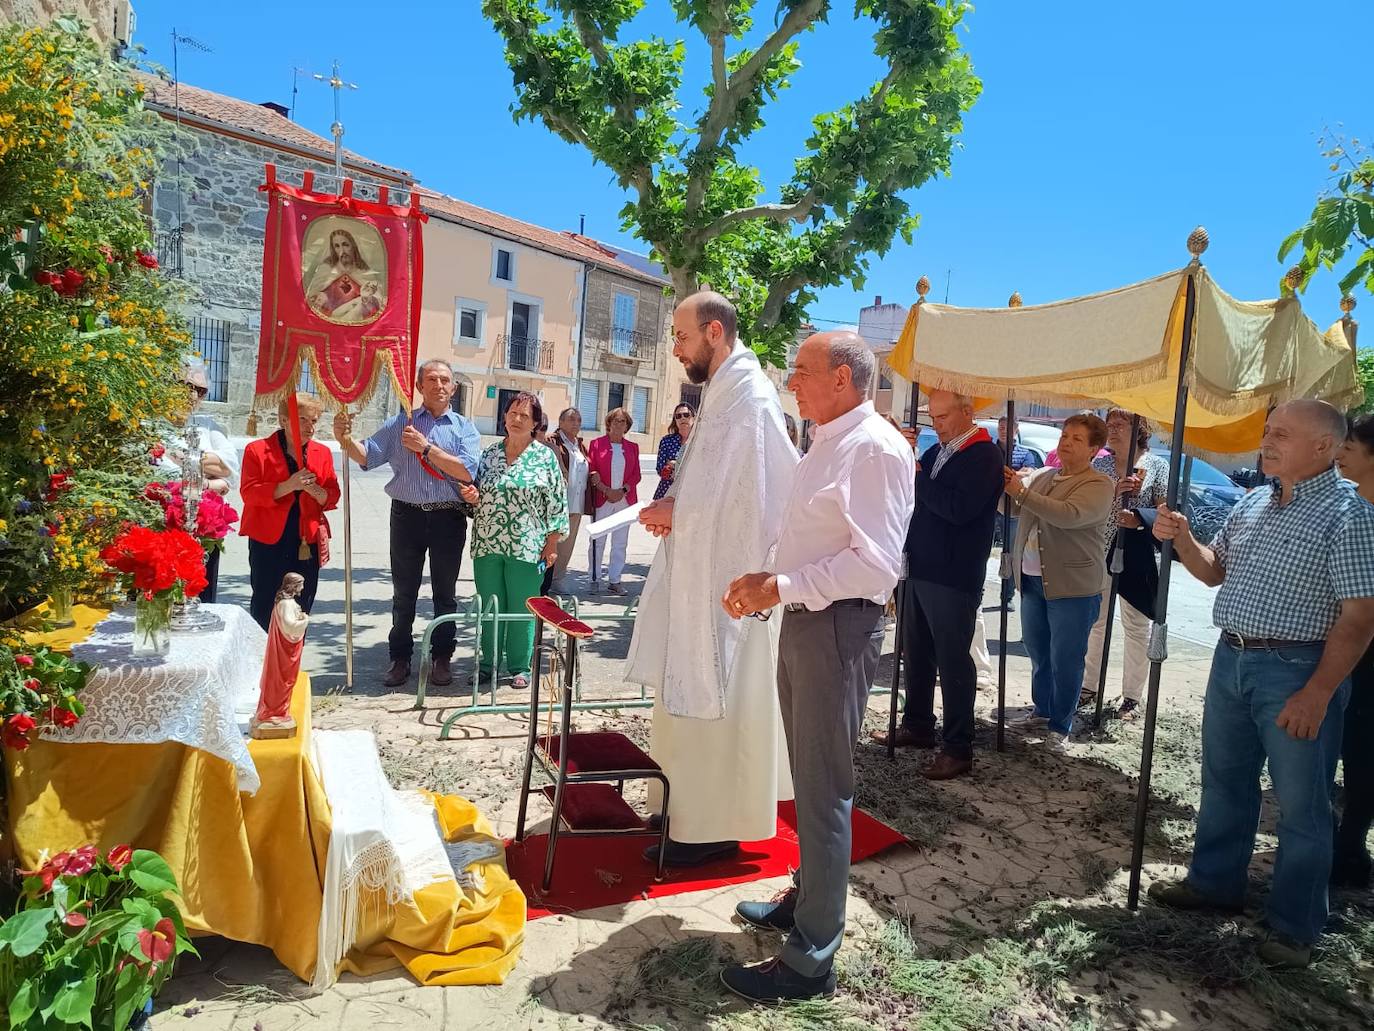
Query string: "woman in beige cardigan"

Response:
xmin=1005 ymin=413 xmax=1114 ymax=750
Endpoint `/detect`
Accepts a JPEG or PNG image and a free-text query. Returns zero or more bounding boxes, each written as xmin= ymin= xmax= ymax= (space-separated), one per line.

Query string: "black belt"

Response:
xmin=784 ymin=599 xmax=880 ymax=614
xmin=394 ymin=499 xmax=462 ymax=513
xmin=1220 ymin=630 xmax=1323 ymax=651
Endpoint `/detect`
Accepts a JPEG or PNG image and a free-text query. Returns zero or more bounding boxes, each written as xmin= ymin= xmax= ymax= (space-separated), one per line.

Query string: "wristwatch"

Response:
xmin=421 ymin=443 xmax=432 ymax=462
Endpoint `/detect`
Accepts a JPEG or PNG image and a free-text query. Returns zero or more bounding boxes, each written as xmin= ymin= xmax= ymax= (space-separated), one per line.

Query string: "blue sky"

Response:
xmin=130 ymin=1 xmax=1371 ymax=330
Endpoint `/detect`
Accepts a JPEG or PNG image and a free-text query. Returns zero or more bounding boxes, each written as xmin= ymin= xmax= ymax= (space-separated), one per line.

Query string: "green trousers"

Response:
xmin=472 ymin=553 xmax=544 ymax=677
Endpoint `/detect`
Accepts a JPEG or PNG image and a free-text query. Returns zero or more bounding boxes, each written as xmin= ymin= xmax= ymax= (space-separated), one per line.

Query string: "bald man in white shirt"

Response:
xmin=720 ymin=331 xmax=915 ymax=1003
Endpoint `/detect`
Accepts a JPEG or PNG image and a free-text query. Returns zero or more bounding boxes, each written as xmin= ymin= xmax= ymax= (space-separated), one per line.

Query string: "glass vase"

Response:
xmin=132 ymin=593 xmax=173 ymax=657
xmin=48 ymin=586 xmax=76 ymax=629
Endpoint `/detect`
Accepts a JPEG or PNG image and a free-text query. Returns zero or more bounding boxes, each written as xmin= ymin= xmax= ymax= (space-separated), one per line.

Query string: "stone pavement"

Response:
xmin=157 ymin=461 xmax=1258 ymax=1030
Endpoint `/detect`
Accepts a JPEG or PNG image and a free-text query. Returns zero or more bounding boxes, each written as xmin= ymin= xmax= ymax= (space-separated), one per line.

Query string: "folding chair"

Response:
xmin=514 ymin=596 xmax=670 ymax=891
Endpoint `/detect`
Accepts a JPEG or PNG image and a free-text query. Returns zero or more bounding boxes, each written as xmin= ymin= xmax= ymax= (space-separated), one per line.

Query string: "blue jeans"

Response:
xmin=1019 ymin=575 xmax=1100 ymax=736
xmin=1000 ymin=516 xmax=1019 ymax=604
xmin=1187 ymin=638 xmax=1349 ymax=944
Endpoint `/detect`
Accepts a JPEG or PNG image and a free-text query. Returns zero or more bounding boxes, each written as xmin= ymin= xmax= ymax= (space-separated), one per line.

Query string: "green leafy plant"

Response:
xmin=0 ymin=846 xmax=195 ymax=1030
xmin=482 ymin=0 xmax=981 ymax=365
xmin=1279 ymin=131 xmax=1374 ymax=298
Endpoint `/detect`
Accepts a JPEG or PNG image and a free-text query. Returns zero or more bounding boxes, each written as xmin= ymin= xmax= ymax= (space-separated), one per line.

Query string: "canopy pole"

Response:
xmin=887 ymin=275 xmax=931 ymax=760
xmin=996 ymin=289 xmax=1023 ymax=753
xmin=1127 ymin=226 xmax=1207 ymax=910
xmin=997 ymin=396 xmax=1015 ymax=753
xmin=1093 ymin=414 xmax=1142 ymax=728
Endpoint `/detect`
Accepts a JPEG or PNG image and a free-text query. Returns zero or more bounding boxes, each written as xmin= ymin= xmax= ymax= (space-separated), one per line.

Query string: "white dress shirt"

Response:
xmin=773 ymin=401 xmax=916 ymax=611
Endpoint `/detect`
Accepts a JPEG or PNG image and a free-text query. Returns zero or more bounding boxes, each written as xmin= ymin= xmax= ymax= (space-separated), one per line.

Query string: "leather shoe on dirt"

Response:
xmin=429 ymin=656 xmax=452 ymax=686
xmin=1146 ymin=878 xmax=1242 ymax=914
xmin=869 ymin=724 xmax=941 ymax=749
xmin=736 ymin=886 xmax=798 ymax=932
xmin=922 ymin=752 xmax=973 ymax=780
xmin=382 ymin=660 xmax=411 ymax=688
xmin=720 ymin=957 xmax=836 ymax=1003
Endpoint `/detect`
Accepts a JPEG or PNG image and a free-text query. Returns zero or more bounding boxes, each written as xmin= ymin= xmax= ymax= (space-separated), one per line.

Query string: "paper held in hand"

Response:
xmin=586 ymin=502 xmax=644 ymax=541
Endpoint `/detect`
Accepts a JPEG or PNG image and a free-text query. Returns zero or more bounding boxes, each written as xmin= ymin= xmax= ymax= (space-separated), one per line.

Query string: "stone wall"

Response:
xmin=0 ymin=1 xmax=120 ymax=45
xmin=153 ymin=124 xmax=398 ymax=438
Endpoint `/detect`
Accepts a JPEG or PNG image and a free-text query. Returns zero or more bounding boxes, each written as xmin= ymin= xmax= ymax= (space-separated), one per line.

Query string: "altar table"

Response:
xmin=6 ymin=605 xmax=525 ymax=986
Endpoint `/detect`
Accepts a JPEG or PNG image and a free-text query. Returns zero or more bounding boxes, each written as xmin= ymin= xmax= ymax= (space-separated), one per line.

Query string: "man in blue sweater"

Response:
xmin=871 ymin=390 xmax=1005 ymax=779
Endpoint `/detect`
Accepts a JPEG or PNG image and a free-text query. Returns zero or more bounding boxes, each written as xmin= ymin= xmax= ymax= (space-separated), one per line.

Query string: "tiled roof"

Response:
xmin=422 ymin=194 xmax=669 ymax=287
xmin=134 ymin=71 xmax=413 ymax=182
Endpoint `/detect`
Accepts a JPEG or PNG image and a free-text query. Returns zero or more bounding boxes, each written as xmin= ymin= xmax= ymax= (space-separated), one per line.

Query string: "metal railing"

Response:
xmin=190 ymin=315 xmax=231 ymax=402
xmin=602 ymin=327 xmax=661 ymax=363
xmin=498 ymin=333 xmax=555 ymax=373
xmin=155 ymin=228 xmax=184 ymax=277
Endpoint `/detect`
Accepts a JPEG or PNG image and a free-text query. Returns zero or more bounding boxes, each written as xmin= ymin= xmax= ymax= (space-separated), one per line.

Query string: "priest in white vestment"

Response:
xmin=625 ymin=291 xmax=798 ymax=867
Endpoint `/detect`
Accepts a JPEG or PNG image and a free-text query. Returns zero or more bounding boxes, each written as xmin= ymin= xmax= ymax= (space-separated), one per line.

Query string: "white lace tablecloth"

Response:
xmin=50 ymin=604 xmax=264 ymax=794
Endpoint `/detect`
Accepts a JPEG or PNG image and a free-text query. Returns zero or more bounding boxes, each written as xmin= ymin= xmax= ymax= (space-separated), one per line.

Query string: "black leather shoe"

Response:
xmin=383 ymin=660 xmax=411 ymax=688
xmin=429 ymin=656 xmax=452 ymax=686
xmin=736 ymin=886 xmax=798 ymax=931
xmin=720 ymin=957 xmax=836 ymax=1003
xmin=642 ymin=839 xmax=739 ymax=867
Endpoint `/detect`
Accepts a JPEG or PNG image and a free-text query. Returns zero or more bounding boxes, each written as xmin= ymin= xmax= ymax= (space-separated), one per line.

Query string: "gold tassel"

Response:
xmin=246 ymin=409 xmax=258 ymax=436
xmin=299 ymin=539 xmax=311 ymax=561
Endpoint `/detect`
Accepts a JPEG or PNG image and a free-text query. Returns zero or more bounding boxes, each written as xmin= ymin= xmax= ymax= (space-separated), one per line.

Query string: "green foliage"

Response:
xmin=0 ymin=845 xmax=195 ymax=1030
xmin=0 ymin=19 xmax=192 ymax=618
xmin=1279 ymin=133 xmax=1374 ymax=299
xmin=1356 ymin=348 xmax=1373 ymax=413
xmin=482 ymin=0 xmax=981 ymax=365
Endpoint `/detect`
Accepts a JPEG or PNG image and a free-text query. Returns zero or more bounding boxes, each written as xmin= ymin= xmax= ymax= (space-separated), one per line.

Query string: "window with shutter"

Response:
xmin=577 ymin=379 xmax=600 ymax=429
xmin=612 ymin=292 xmax=637 ymax=356
xmin=632 ymin=385 xmax=650 ymax=430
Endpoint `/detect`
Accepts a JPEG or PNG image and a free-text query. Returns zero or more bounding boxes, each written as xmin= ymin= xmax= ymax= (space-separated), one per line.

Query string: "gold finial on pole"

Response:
xmin=1007 ymin=291 xmax=1023 ymax=308
xmin=1341 ymin=294 xmax=1357 ymax=315
xmin=1282 ymin=265 xmax=1305 ymax=295
xmin=1341 ymin=294 xmax=1359 ymax=349
xmin=1186 ymin=226 xmax=1209 ymax=262
xmin=916 ymin=275 xmax=931 ymax=300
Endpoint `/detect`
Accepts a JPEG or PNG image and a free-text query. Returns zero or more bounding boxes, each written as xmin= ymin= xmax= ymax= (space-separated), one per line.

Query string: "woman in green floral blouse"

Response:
xmin=459 ymin=392 xmax=569 ymax=687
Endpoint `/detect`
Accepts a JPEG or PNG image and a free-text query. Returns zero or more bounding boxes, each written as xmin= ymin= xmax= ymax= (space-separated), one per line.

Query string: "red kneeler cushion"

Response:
xmin=539 ymin=784 xmax=644 ymax=830
xmin=538 ymin=733 xmax=659 ymax=775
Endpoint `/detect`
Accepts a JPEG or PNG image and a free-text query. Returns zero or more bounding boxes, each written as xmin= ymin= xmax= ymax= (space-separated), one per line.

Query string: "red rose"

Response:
xmin=135 ymin=252 xmax=158 ymax=270
xmin=3 ymin=713 xmax=37 ymax=750
xmin=48 ymin=706 xmax=79 ymax=729
xmin=23 ymin=678 xmax=40 ymax=692
xmin=106 ymin=844 xmax=133 ymax=871
xmin=60 ymin=268 xmax=85 ymax=292
xmin=15 ymin=655 xmax=34 ymax=668
xmin=34 ymin=270 xmax=60 ymax=288
xmin=149 ymin=444 xmax=165 ymax=460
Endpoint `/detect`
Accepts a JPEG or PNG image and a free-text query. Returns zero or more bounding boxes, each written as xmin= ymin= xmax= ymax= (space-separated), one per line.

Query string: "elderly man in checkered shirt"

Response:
xmin=1149 ymin=399 xmax=1374 ymax=968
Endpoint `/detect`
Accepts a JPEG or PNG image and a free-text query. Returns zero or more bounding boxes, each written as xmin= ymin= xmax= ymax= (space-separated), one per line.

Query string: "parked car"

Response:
xmin=1163 ymin=451 xmax=1245 ymax=546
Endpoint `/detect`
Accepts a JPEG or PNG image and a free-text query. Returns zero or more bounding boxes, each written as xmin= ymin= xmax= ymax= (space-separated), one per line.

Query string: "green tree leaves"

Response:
xmin=1279 ymin=142 xmax=1374 ymax=299
xmin=483 ymin=0 xmax=980 ymax=365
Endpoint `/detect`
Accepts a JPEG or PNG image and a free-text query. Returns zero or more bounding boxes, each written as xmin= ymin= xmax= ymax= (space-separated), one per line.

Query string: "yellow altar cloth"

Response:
xmin=6 ymin=606 xmax=524 ymax=986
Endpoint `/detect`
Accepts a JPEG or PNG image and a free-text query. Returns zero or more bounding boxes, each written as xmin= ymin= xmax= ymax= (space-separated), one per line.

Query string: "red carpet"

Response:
xmin=506 ymin=801 xmax=908 ymax=919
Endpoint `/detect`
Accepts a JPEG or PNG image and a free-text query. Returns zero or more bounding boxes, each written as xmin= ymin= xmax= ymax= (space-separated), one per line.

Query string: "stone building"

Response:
xmin=0 ymin=0 xmax=132 ymax=50
xmin=138 ymin=74 xmax=414 ymax=436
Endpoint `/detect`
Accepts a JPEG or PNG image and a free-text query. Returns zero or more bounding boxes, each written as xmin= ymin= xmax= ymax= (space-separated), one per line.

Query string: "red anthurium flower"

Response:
xmin=64 ymin=845 xmax=98 ymax=877
xmin=107 ymin=844 xmax=133 ymax=871
xmin=18 ymin=863 xmax=56 ymax=894
xmin=23 ymin=678 xmax=41 ymax=692
xmin=48 ymin=706 xmax=79 ymax=729
xmin=136 ymin=918 xmax=175 ymax=963
xmin=135 ymin=252 xmax=158 ymax=269
xmin=3 ymin=713 xmax=37 ymax=750
xmin=34 ymin=270 xmax=60 ymax=288
xmin=64 ymin=911 xmax=88 ymax=928
xmin=60 ymin=269 xmax=85 ymax=293
xmin=149 ymin=444 xmax=165 ymax=460
xmin=14 ymin=654 xmax=34 ymax=668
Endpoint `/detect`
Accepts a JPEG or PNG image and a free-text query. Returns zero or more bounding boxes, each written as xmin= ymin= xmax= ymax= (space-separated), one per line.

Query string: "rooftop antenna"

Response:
xmin=289 ymin=66 xmax=309 ymax=122
xmin=170 ymin=28 xmax=212 ymax=275
xmin=579 ymin=213 xmax=586 ymax=236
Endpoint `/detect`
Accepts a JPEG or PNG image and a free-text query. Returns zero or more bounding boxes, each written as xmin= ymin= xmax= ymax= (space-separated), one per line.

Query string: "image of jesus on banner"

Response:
xmin=302 ymin=217 xmax=388 ymax=325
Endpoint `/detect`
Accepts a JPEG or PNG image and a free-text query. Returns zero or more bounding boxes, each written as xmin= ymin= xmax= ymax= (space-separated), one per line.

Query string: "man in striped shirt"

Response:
xmin=334 ymin=359 xmax=481 ymax=688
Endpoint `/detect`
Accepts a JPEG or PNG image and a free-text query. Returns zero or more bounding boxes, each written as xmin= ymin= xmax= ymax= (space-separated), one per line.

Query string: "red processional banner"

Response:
xmin=254 ymin=164 xmax=426 ymax=410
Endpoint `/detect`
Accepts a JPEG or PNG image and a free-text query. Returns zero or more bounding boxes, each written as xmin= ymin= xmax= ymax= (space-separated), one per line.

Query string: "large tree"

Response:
xmin=1279 ymin=134 xmax=1374 ymax=300
xmin=482 ymin=0 xmax=980 ymax=364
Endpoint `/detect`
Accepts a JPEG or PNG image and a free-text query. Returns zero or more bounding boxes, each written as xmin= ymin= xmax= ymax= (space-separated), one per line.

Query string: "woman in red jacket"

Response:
xmin=585 ymin=407 xmax=641 ymax=594
xmin=239 ymin=394 xmax=341 ymax=630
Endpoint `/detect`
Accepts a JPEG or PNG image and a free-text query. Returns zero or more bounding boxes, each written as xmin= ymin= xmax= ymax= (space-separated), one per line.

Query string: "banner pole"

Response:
xmin=1093 ymin=414 xmax=1142 ymax=728
xmin=342 ymin=403 xmax=354 ymax=692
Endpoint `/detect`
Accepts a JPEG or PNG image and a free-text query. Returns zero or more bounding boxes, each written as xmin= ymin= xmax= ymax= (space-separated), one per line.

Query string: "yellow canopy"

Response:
xmin=887 ymin=265 xmax=1361 ymax=454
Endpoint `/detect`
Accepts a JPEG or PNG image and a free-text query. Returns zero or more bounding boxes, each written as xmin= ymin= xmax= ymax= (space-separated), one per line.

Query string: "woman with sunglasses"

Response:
xmin=654 ymin=403 xmax=696 ymax=500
